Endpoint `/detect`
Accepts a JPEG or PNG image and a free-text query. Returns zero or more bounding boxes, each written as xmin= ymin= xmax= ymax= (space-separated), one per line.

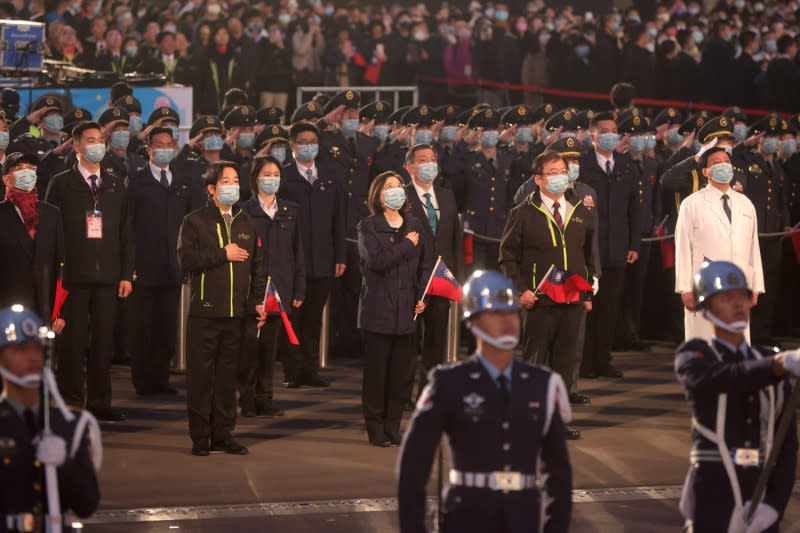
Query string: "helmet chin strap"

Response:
xmin=0 ymin=366 xmax=41 ymax=388
xmin=468 ymin=323 xmax=519 ymax=350
xmin=703 ymin=310 xmax=748 ymax=334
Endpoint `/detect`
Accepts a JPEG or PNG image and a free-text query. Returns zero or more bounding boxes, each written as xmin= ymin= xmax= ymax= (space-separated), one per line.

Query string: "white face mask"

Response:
xmin=469 ymin=323 xmax=519 ymax=350
xmin=0 ymin=365 xmax=41 ymax=388
xmin=703 ymin=309 xmax=748 ymax=334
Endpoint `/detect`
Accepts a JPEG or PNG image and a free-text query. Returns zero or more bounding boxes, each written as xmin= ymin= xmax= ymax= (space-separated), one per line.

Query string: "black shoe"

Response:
xmin=598 ymin=365 xmax=624 ymax=378
xmin=90 ymin=407 xmax=126 ymax=422
xmin=303 ymin=376 xmax=330 ymax=388
xmin=211 ymin=440 xmax=249 ymax=455
xmin=565 ymin=427 xmax=581 ymax=440
xmin=283 ymin=379 xmax=300 ymax=388
xmin=369 ymin=437 xmax=392 ymax=447
xmin=241 ymin=408 xmax=257 ymax=418
xmin=386 ymin=432 xmax=402 ymax=446
xmin=256 ymin=406 xmax=284 ymax=417
xmin=135 ymin=387 xmax=154 ymax=396
xmin=153 ymin=385 xmax=179 ymax=395
xmin=580 ymin=370 xmax=598 ymax=379
xmin=569 ymin=393 xmax=591 ymax=405
xmin=191 ymin=445 xmax=210 ymax=456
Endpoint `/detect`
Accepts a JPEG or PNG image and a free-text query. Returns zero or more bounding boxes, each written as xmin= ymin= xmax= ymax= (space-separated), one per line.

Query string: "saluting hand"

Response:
xmin=225 ymin=243 xmax=249 ymax=262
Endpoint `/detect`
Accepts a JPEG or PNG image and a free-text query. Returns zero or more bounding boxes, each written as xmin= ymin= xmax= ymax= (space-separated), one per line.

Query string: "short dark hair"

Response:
xmin=367 ymin=171 xmax=409 ymax=215
xmin=532 ymin=150 xmax=566 ymax=177
xmin=739 ymin=30 xmax=756 ymax=50
xmin=699 ymin=146 xmax=729 ymax=169
xmin=72 ymin=121 xmax=103 ymax=141
xmin=675 ymin=29 xmax=691 ymax=49
xmin=610 ymin=83 xmax=635 ymax=109
xmin=248 ymin=155 xmax=282 ymax=196
xmin=203 ymin=160 xmax=239 ymax=187
xmin=777 ymin=34 xmax=795 ymax=54
xmin=147 ymin=126 xmax=173 ymax=144
xmin=289 ymin=122 xmax=320 ymax=142
xmin=590 ymin=111 xmax=617 ymax=129
xmin=405 ymin=143 xmax=437 ymax=166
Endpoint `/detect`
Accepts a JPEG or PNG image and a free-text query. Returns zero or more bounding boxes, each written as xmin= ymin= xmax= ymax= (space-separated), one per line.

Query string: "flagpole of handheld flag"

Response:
xmin=415 ymin=256 xmax=442 ymax=321
xmin=257 ymin=276 xmax=272 ymax=339
xmin=533 ymin=264 xmax=555 ymax=296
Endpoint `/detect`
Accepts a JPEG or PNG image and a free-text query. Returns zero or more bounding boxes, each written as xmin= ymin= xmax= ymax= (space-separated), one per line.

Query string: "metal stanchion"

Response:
xmin=445 ymin=300 xmax=460 ymax=364
xmin=172 ymin=281 xmax=190 ymax=373
xmin=319 ymin=298 xmax=330 ymax=369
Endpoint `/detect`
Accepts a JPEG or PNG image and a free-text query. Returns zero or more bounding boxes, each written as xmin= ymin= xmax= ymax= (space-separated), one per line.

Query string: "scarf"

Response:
xmin=5 ymin=187 xmax=39 ymax=238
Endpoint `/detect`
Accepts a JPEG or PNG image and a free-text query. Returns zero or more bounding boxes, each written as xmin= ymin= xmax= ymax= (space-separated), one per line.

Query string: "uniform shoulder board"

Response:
xmin=677 ymin=337 xmax=710 ymax=353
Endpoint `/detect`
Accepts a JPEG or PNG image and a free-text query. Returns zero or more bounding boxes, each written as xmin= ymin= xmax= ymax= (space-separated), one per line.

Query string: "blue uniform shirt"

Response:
xmin=476 ymin=353 xmax=513 ymax=391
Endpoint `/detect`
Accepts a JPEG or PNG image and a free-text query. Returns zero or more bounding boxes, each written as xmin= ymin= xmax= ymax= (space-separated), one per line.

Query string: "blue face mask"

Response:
xmin=629 ymin=135 xmax=646 ymax=153
xmin=765 ymin=40 xmax=777 ymax=53
xmin=295 ymin=143 xmax=318 ymax=162
xmin=515 ymin=127 xmax=533 ymax=143
xmin=417 ymin=162 xmax=438 ymax=183
xmin=84 ymin=143 xmax=106 ymax=163
xmin=217 ymin=184 xmax=240 ymax=206
xmin=270 ymin=146 xmax=287 ymax=164
xmin=643 ymin=135 xmax=657 ymax=152
xmin=258 ymin=176 xmax=281 ymax=195
xmin=324 ymin=6 xmax=334 ymax=15
xmin=568 ymin=163 xmax=580 ymax=182
xmin=203 ymin=134 xmax=225 ymax=151
xmin=129 ymin=115 xmax=144 ymax=134
xmin=13 ymin=168 xmax=37 ymax=192
xmin=0 ymin=131 xmax=9 ymax=151
xmin=238 ymin=133 xmax=255 ymax=149
xmin=596 ymin=132 xmax=620 ymax=152
xmin=152 ymin=148 xmax=175 ymax=166
xmin=371 ymin=125 xmax=389 ymax=142
xmin=733 ymin=123 xmax=748 ymax=142
xmin=125 ymin=45 xmax=138 ymax=57
xmin=341 ymin=119 xmax=359 ymax=136
xmin=667 ymin=128 xmax=684 ymax=145
xmin=576 ymin=44 xmax=590 ymax=58
xmin=110 ymin=130 xmax=130 ymax=150
xmin=382 ymin=187 xmax=406 ymax=210
xmin=781 ymin=138 xmax=797 ymax=156
xmin=761 ymin=137 xmax=779 ymax=154
xmin=692 ymin=30 xmax=704 ymax=45
xmin=415 ymin=129 xmax=434 ymax=145
xmin=43 ymin=114 xmax=63 ymax=134
xmin=481 ymin=130 xmax=499 ymax=148
xmin=495 ymin=10 xmax=508 ymax=21
xmin=710 ymin=162 xmax=734 ymax=184
xmin=544 ymin=174 xmax=569 ymax=196
xmin=440 ymin=126 xmax=458 ymax=143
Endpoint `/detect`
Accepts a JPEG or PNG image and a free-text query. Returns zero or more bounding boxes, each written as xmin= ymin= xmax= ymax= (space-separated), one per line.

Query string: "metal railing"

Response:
xmin=296 ymin=85 xmax=419 ymax=112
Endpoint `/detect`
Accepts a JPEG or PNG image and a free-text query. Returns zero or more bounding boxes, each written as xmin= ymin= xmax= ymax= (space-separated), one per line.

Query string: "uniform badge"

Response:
xmin=733 ymin=182 xmax=743 ymax=192
xmin=648 ymin=176 xmax=656 ymax=184
xmin=529 ymin=401 xmax=540 ymax=408
xmin=469 ymin=372 xmax=481 ymax=380
xmin=463 ymin=393 xmax=485 ymax=418
xmin=520 ymin=372 xmax=529 ymax=380
xmin=237 ymin=233 xmax=251 ymax=240
xmin=583 ymin=195 xmax=595 ymax=208
xmin=330 ymin=146 xmax=340 ymax=157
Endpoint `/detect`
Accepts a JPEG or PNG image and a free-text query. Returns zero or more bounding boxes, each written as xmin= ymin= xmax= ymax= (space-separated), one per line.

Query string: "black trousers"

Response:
xmin=58 ymin=284 xmax=117 ymax=410
xmin=583 ymin=266 xmax=626 ymax=375
xmin=238 ymin=315 xmax=281 ymax=410
xmin=282 ymin=276 xmax=332 ymax=381
xmin=416 ymin=296 xmax=450 ymax=399
xmin=186 ymin=316 xmax=242 ymax=446
xmin=618 ymin=241 xmax=652 ymax=344
xmin=523 ymin=302 xmax=584 ymax=391
xmin=751 ymin=236 xmax=782 ymax=342
xmin=361 ymin=330 xmax=415 ymax=440
xmin=131 ymin=285 xmax=180 ymax=392
xmin=331 ymin=243 xmax=363 ymax=359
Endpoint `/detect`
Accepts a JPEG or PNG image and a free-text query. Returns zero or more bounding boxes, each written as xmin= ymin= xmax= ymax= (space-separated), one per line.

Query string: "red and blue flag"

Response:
xmin=263 ymin=280 xmax=300 ymax=345
xmin=425 ymin=259 xmax=462 ymax=303
xmin=537 ymin=266 xmax=592 ymax=303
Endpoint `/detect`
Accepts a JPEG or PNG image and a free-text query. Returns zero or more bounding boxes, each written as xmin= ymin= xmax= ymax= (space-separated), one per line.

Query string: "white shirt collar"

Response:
xmin=77 ymin=161 xmax=100 ymax=185
xmin=595 ymin=150 xmax=614 ymax=172
xmin=705 ymin=183 xmax=732 ymax=198
xmin=412 ymin=180 xmax=437 ymax=209
xmin=218 ymin=206 xmax=232 ymax=217
xmin=539 ymin=191 xmax=569 ymax=214
xmin=296 ymin=160 xmax=317 ymax=183
xmin=713 ymin=337 xmax=750 ymax=356
xmin=149 ymin=161 xmax=172 ymax=184
xmin=258 ymin=195 xmax=278 ymax=219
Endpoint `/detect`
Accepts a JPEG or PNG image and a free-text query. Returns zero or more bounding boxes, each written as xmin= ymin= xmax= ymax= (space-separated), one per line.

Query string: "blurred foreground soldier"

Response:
xmin=0 ymin=306 xmax=100 ymax=531
xmin=675 ymin=261 xmax=799 ymax=533
xmin=675 ymin=146 xmax=764 ymax=342
xmin=398 ymin=270 xmax=572 ymax=533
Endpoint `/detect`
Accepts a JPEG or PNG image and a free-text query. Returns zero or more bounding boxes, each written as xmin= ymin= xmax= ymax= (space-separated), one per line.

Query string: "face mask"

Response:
xmin=152 ymin=148 xmax=175 ymax=166
xmin=417 ymin=162 xmax=438 ymax=183
xmin=629 ymin=135 xmax=646 ymax=153
xmin=495 ymin=10 xmax=508 ymax=21
xmin=237 ymin=133 xmax=255 ymax=149
xmin=733 ymin=123 xmax=748 ymax=141
xmin=125 ymin=45 xmax=138 ymax=57
xmin=371 ymin=125 xmax=389 ymax=142
xmin=691 ymin=139 xmax=702 ymax=153
xmin=208 ymin=3 xmax=221 ymax=15
xmin=515 ymin=127 xmax=533 ymax=143
xmin=458 ymin=29 xmax=471 ymax=40
xmin=324 ymin=6 xmax=334 ymax=16
xmin=709 ymin=162 xmax=733 ymax=183
xmin=295 ymin=143 xmax=318 ymax=162
xmin=761 ymin=137 xmax=779 ymax=154
xmin=168 ymin=125 xmax=179 ymax=140
xmin=279 ymin=13 xmax=291 ymax=25
xmin=567 ymin=163 xmax=580 ymax=182
xmin=485 ymin=8 xmax=495 ymax=18
xmin=765 ymin=40 xmax=777 ymax=53
xmin=415 ymin=129 xmax=434 ymax=145
xmin=781 ymin=138 xmax=797 ymax=156
xmin=469 ymin=323 xmax=519 ymax=350
xmin=647 ymin=27 xmax=658 ymax=38
xmin=382 ymin=187 xmax=406 ymax=210
xmin=692 ymin=30 xmax=704 ymax=45
xmin=576 ymin=45 xmax=590 ymax=58
xmin=217 ymin=184 xmax=240 ymax=206
xmin=129 ymin=115 xmax=144 ymax=134
xmin=258 ymin=176 xmax=281 ymax=195
xmin=628 ymin=15 xmax=641 ymax=23
xmin=0 ymin=131 xmax=9 ymax=151
xmin=249 ymin=23 xmax=263 ymax=33
xmin=0 ymin=365 xmax=41 ymax=389
xmin=703 ymin=309 xmax=748 ymax=334
xmin=481 ymin=130 xmax=499 ymax=148
xmin=644 ymin=135 xmax=657 ymax=152
xmin=109 ymin=130 xmax=129 ymax=150
xmin=516 ymin=22 xmax=527 ymax=33
xmin=341 ymin=119 xmax=359 ymax=136
xmin=721 ymin=144 xmax=733 ymax=156
xmin=203 ymin=134 xmax=224 ymax=151
xmin=544 ymin=174 xmax=569 ymax=195
xmin=440 ymin=126 xmax=458 ymax=142
xmin=84 ymin=143 xmax=106 ymax=163
xmin=687 ymin=7 xmax=698 ymax=16
xmin=596 ymin=132 xmax=620 ymax=152
xmin=667 ymin=127 xmax=684 ymax=145
xmin=413 ymin=31 xmax=426 ymax=42
xmin=270 ymin=146 xmax=287 ymax=164
xmin=42 ymin=114 xmax=63 ymax=134
xmin=13 ymin=168 xmax=37 ymax=191
xmin=734 ymin=0 xmax=746 ymax=8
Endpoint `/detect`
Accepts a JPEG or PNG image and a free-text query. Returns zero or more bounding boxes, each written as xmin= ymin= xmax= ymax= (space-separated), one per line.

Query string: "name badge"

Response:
xmin=733 ymin=448 xmax=759 ymax=467
xmin=86 ymin=210 xmax=103 ymax=239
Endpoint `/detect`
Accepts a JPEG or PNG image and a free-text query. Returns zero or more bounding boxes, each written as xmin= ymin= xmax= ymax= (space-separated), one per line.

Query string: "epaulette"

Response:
xmin=677 ymin=337 xmax=710 ymax=354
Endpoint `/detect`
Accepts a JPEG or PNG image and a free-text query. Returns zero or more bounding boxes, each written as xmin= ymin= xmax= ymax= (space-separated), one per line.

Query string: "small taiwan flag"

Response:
xmin=425 ymin=258 xmax=462 ymax=303
xmin=262 ymin=280 xmax=300 ymax=345
xmin=537 ymin=266 xmax=592 ymax=303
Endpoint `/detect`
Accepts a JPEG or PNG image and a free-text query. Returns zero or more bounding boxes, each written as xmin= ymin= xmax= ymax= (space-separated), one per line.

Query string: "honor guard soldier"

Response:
xmin=146 ymin=106 xmax=181 ymax=144
xmin=256 ymin=107 xmax=284 ymax=133
xmin=254 ymin=125 xmax=291 ymax=166
xmin=0 ymin=305 xmax=101 ymax=532
xmin=431 ymin=105 xmax=461 ymax=187
xmin=653 ymin=107 xmax=684 ymax=162
xmin=371 ymin=105 xmax=412 ymax=177
xmin=502 ymin=105 xmax=540 ymax=197
xmin=290 ymin=101 xmax=325 ymax=125
xmin=398 ymin=270 xmax=572 ymax=533
xmin=724 ymin=106 xmax=750 ymax=143
xmin=113 ymin=95 xmax=146 ymax=156
xmin=361 ymin=101 xmax=394 ymax=181
xmin=177 ymin=115 xmax=225 ymax=208
xmin=675 ymin=261 xmax=800 ymax=533
xmin=98 ymin=106 xmax=146 ymax=186
xmin=1 ymin=89 xmax=20 ymax=123
xmin=222 ymin=105 xmax=258 ymax=201
xmin=9 ymin=96 xmax=64 ymax=151
xmin=29 ymin=107 xmax=92 ymax=197
xmin=665 ymin=111 xmax=711 ymax=167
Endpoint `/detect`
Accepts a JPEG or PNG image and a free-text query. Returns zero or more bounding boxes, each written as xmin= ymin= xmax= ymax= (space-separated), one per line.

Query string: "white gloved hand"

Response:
xmin=744 ymin=501 xmax=779 ymax=533
xmin=36 ymin=434 xmax=67 ymax=467
xmin=781 ymin=349 xmax=800 ymax=376
xmin=592 ymin=275 xmax=599 ymax=296
xmin=728 ymin=505 xmax=747 ymax=533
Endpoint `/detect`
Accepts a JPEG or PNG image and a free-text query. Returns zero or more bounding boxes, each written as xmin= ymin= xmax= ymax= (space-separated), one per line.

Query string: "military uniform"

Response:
xmin=502 ymin=105 xmax=541 ymax=198
xmin=29 ymin=107 xmax=92 ymax=197
xmin=222 ymin=106 xmax=257 ymax=202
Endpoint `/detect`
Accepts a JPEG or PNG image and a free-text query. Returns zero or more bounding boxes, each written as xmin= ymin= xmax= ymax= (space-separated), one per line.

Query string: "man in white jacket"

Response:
xmin=674 ymin=145 xmax=764 ymax=342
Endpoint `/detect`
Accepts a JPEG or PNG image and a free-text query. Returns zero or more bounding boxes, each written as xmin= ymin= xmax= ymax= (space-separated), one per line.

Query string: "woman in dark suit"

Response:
xmin=238 ymin=155 xmax=306 ymax=417
xmin=357 ymin=171 xmax=433 ymax=447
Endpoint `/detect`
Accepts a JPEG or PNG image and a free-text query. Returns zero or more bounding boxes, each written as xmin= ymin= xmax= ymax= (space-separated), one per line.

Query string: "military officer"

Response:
xmin=675 ymin=261 xmax=799 ymax=533
xmin=254 ymin=124 xmax=291 ymax=166
xmin=290 ymin=101 xmax=325 ymax=125
xmin=222 ymin=105 xmax=258 ymax=201
xmin=432 ymin=105 xmax=461 ymax=188
xmin=398 ymin=270 xmax=572 ymax=533
xmin=9 ymin=96 xmax=64 ymax=151
xmin=112 ymin=95 xmax=146 ymax=156
xmin=360 ymin=100 xmax=394 ymax=181
xmin=502 ymin=105 xmax=540 ymax=198
xmin=256 ymin=106 xmax=284 ymax=133
xmin=30 ymin=107 xmax=92 ymax=197
xmin=653 ymin=107 xmax=684 ymax=163
xmin=98 ymin=106 xmax=146 ymax=187
xmin=0 ymin=305 xmax=101 ymax=531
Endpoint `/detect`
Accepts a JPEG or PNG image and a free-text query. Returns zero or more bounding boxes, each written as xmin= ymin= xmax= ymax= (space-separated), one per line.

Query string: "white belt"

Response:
xmin=5 ymin=513 xmax=36 ymax=532
xmin=690 ymin=447 xmax=762 ymax=467
xmin=449 ymin=469 xmax=537 ymax=491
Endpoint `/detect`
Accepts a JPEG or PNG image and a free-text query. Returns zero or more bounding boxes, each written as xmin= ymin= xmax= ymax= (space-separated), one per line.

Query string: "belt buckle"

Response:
xmin=490 ymin=471 xmax=521 ymax=491
xmin=733 ymin=448 xmax=759 ymax=467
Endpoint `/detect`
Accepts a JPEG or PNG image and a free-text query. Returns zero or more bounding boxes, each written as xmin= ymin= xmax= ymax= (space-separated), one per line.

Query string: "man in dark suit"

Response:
xmin=700 ymin=20 xmax=736 ymax=106
xmin=766 ymin=35 xmax=800 ymax=113
xmin=590 ymin=13 xmax=620 ymax=94
xmin=619 ymin=24 xmax=655 ymax=98
xmin=140 ymin=31 xmax=196 ymax=86
xmin=404 ymin=143 xmax=463 ymax=398
xmin=45 ymin=122 xmax=133 ymax=421
xmin=670 ymin=30 xmax=703 ymax=103
xmin=732 ymin=31 xmax=761 ymax=109
xmin=0 ymin=153 xmax=65 ymax=330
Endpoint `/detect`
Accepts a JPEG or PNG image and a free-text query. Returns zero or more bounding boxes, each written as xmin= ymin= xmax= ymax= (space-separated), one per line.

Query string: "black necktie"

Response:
xmin=160 ymin=169 xmax=169 ymax=188
xmin=497 ymin=374 xmax=510 ymax=411
xmin=488 ymin=157 xmax=495 ymax=173
xmin=721 ymin=193 xmax=732 ymax=222
xmin=553 ymin=200 xmax=564 ymax=229
xmin=348 ymin=136 xmax=356 ymax=156
xmin=605 ymin=160 xmax=612 ymax=176
xmin=23 ymin=408 xmax=37 ymax=437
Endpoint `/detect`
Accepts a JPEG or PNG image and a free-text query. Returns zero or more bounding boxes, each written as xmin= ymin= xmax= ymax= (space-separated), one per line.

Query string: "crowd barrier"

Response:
xmin=296 ymin=85 xmax=419 ymax=111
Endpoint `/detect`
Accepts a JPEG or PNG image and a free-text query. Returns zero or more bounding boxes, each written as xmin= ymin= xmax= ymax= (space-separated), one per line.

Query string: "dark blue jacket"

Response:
xmin=278 ymin=160 xmax=346 ymax=279
xmin=357 ymin=213 xmax=433 ymax=335
xmin=578 ymin=148 xmax=642 ymax=268
xmin=452 ymin=148 xmax=515 ymax=239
